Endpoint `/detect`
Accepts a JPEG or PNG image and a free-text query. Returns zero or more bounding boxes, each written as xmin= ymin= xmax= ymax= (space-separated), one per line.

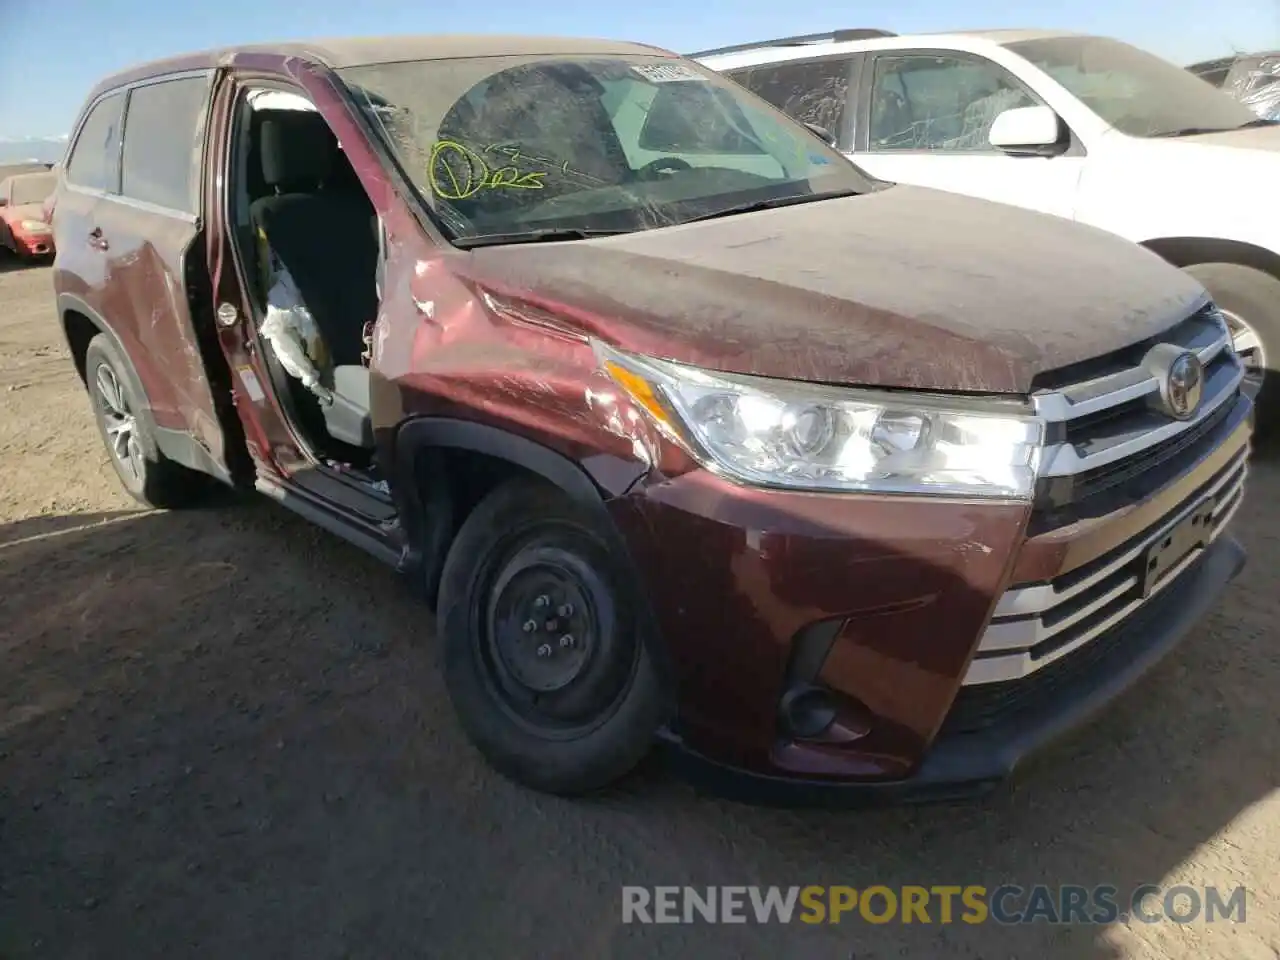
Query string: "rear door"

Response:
xmin=850 ymin=50 xmax=1084 ymax=219
xmin=92 ymin=71 xmax=236 ymax=468
xmin=58 ymin=91 xmax=128 ymax=350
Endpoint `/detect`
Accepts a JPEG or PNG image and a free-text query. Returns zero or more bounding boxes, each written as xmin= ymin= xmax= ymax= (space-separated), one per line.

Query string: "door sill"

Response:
xmin=289 ymin=463 xmax=397 ymax=524
xmin=255 ymin=472 xmax=402 ymax=567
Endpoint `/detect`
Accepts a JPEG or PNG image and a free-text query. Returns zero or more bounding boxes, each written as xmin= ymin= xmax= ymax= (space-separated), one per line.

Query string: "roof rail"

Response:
xmin=688 ymin=28 xmax=896 ymax=59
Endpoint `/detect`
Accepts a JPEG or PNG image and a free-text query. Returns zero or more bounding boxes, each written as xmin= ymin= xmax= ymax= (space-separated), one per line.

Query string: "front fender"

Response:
xmin=391 ymin=414 xmax=650 ymax=600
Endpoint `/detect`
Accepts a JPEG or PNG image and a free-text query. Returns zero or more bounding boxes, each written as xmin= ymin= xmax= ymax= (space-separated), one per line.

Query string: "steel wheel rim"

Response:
xmin=1221 ymin=308 xmax=1267 ymax=394
xmin=478 ymin=535 xmax=635 ymax=738
xmin=491 ymin=557 xmax=596 ymax=692
xmin=94 ymin=363 xmax=143 ymax=482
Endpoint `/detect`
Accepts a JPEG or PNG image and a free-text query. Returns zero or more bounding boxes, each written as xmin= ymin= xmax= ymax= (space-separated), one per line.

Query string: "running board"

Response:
xmin=255 ymin=474 xmax=403 ymax=568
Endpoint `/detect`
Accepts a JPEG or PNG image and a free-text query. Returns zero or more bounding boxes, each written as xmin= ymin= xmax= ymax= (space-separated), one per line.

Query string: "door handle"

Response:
xmin=88 ymin=227 xmax=109 ymax=251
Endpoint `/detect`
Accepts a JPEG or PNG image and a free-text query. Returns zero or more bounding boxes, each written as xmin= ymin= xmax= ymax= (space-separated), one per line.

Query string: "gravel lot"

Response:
xmin=0 ymin=258 xmax=1278 ymax=959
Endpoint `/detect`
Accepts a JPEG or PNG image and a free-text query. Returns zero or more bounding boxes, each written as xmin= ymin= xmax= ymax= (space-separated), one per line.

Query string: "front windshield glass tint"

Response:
xmin=1008 ymin=36 xmax=1264 ymax=137
xmin=337 ymin=55 xmax=872 ymax=241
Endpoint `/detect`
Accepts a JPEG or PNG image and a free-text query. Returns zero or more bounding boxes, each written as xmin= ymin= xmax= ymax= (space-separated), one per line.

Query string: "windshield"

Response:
xmin=8 ymin=172 xmax=56 ymax=206
xmin=1008 ymin=36 xmax=1266 ymax=137
xmin=337 ymin=54 xmax=873 ymax=242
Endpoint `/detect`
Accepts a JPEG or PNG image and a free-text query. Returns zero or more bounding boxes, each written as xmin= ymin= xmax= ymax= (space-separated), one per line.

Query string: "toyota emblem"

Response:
xmin=1165 ymin=351 xmax=1203 ymax=420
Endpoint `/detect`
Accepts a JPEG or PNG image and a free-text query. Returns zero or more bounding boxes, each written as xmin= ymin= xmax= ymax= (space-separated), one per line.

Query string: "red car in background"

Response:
xmin=0 ymin=170 xmax=58 ymax=260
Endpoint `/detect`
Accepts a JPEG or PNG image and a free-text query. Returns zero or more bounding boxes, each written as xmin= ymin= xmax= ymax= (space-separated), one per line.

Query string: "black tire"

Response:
xmin=437 ymin=477 xmax=670 ymax=795
xmin=1184 ymin=262 xmax=1280 ymax=442
xmin=84 ymin=333 xmax=210 ymax=509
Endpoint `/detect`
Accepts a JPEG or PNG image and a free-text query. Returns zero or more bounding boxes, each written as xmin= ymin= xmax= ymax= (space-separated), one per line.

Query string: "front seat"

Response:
xmin=250 ymin=116 xmax=379 ymax=450
xmin=250 ymin=115 xmax=378 ymax=368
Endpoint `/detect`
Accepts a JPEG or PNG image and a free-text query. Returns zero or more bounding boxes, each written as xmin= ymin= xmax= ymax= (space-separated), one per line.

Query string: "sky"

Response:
xmin=1 ymin=0 xmax=1278 ymax=141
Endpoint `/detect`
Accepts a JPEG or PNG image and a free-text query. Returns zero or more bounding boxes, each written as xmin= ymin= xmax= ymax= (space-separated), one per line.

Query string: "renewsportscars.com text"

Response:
xmin=621 ymin=884 xmax=1247 ymax=925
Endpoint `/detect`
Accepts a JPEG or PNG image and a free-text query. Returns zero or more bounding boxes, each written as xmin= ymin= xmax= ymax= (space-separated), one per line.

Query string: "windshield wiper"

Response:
xmin=1236 ymin=117 xmax=1279 ymax=129
xmin=453 ymin=227 xmax=629 ymax=249
xmin=680 ymin=189 xmax=863 ymax=225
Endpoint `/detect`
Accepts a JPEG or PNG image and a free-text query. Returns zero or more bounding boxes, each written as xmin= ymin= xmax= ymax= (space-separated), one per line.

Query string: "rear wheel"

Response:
xmin=437 ymin=478 xmax=669 ymax=795
xmin=1184 ymin=262 xmax=1280 ymax=442
xmin=85 ymin=334 xmax=210 ymax=508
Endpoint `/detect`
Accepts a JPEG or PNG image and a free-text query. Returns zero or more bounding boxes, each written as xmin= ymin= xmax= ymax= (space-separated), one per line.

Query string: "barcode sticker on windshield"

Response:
xmin=631 ymin=62 xmax=707 ymax=83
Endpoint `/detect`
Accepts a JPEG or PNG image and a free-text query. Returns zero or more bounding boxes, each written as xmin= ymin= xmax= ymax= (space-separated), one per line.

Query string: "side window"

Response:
xmin=739 ymin=58 xmax=851 ymax=137
xmin=869 ymin=54 xmax=1038 ymax=152
xmin=66 ymin=92 xmax=125 ymax=192
xmin=120 ymin=76 xmax=210 ymax=214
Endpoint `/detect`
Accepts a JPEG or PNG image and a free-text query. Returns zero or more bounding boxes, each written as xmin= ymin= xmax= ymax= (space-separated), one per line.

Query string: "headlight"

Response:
xmin=596 ymin=342 xmax=1043 ymax=498
xmin=19 ymin=220 xmax=51 ymax=234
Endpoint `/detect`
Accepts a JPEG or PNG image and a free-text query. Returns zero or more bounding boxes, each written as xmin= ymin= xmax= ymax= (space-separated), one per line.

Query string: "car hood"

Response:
xmin=1 ymin=203 xmax=47 ymax=225
xmin=1169 ymin=122 xmax=1280 ymax=152
xmin=1131 ymin=123 xmax=1280 ymax=177
xmin=465 ymin=185 xmax=1205 ymax=394
xmin=1103 ymin=128 xmax=1280 ymax=247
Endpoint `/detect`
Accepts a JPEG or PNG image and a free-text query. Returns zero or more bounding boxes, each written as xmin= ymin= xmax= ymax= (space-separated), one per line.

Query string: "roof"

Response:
xmin=88 ymin=34 xmax=675 ymax=99
xmin=693 ymin=26 xmax=1081 ymax=66
xmin=949 ymin=27 xmax=1082 ymax=44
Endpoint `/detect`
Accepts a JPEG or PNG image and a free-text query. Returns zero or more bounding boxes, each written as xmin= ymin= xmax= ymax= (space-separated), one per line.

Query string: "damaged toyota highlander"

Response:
xmin=48 ymin=34 xmax=1250 ymax=803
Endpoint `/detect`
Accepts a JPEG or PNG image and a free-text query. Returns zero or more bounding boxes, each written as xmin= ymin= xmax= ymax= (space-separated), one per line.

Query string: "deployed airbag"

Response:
xmin=259 ymin=263 xmax=331 ymax=398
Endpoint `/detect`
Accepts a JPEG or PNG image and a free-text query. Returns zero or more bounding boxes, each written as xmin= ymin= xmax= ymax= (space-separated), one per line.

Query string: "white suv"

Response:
xmin=696 ymin=28 xmax=1280 ymax=431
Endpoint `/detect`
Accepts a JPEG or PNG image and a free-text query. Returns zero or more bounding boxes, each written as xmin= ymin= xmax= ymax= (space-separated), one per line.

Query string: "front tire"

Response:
xmin=437 ymin=478 xmax=669 ymax=795
xmin=84 ymin=334 xmax=210 ymax=509
xmin=1184 ymin=262 xmax=1280 ymax=442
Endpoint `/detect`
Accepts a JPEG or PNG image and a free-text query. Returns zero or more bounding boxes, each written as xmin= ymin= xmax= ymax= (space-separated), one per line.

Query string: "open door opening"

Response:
xmin=227 ymin=85 xmax=384 ymax=493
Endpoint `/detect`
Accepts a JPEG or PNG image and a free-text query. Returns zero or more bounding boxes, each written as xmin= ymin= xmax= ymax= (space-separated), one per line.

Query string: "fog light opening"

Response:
xmin=778 ymin=683 xmax=838 ymax=740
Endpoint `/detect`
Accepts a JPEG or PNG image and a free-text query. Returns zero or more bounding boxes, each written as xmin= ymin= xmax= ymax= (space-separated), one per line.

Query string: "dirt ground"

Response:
xmin=1 ymin=257 xmax=1279 ymax=960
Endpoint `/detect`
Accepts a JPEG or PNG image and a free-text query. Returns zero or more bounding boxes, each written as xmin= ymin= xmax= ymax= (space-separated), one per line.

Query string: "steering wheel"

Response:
xmin=635 ymin=156 xmax=693 ymax=181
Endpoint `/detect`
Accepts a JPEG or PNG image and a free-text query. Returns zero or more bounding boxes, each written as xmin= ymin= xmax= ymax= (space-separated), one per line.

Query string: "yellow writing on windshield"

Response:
xmin=429 ymin=140 xmax=546 ymax=199
xmin=482 ymin=142 xmax=602 ymax=183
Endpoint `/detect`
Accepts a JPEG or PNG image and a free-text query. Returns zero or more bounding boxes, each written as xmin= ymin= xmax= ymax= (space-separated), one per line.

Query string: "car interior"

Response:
xmin=229 ymin=88 xmax=382 ymax=482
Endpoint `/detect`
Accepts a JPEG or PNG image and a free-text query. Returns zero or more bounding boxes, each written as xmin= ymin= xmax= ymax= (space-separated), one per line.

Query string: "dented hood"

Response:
xmin=467 ymin=185 xmax=1207 ymax=394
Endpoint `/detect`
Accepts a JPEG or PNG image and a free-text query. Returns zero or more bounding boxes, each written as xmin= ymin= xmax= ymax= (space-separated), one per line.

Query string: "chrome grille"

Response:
xmin=1032 ymin=303 xmax=1244 ymax=499
xmin=964 ymin=448 xmax=1247 ymax=686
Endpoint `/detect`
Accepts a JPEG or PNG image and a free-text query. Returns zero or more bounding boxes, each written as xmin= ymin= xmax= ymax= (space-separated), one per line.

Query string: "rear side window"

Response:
xmin=735 ymin=58 xmax=852 ymax=138
xmin=121 ymin=76 xmax=210 ymax=214
xmin=66 ymin=92 xmax=125 ymax=192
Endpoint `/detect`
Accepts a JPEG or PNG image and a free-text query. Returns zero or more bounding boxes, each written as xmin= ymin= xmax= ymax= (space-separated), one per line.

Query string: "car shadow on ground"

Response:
xmin=0 ymin=470 xmax=1276 ymax=959
xmin=0 ymin=255 xmax=52 ymax=275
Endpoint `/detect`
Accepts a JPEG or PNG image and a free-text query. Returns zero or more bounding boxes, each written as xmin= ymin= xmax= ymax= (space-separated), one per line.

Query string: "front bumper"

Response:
xmin=13 ymin=229 xmax=53 ymax=258
xmin=613 ymin=391 xmax=1252 ymax=804
xmin=658 ymin=534 xmax=1245 ymax=807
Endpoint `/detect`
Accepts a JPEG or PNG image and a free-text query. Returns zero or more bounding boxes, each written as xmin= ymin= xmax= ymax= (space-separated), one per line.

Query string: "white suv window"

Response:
xmin=729 ymin=58 xmax=852 ymax=140
xmin=869 ymin=54 xmax=1037 ymax=152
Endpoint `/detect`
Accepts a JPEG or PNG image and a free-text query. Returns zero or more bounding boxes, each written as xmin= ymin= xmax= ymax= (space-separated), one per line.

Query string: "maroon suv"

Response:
xmin=49 ymin=34 xmax=1250 ymax=803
